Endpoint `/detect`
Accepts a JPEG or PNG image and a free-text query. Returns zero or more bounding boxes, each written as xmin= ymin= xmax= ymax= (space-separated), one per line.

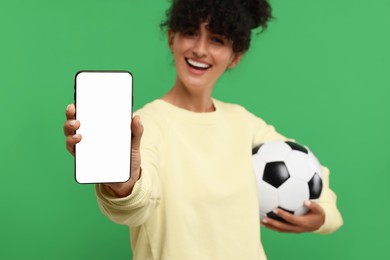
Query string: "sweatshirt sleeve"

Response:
xmin=247 ymin=109 xmax=343 ymax=234
xmin=95 ymin=109 xmax=162 ymax=227
xmin=313 ymin=166 xmax=344 ymax=234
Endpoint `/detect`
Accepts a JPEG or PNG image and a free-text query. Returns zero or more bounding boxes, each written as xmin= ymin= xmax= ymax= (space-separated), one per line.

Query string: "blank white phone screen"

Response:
xmin=75 ymin=71 xmax=132 ymax=184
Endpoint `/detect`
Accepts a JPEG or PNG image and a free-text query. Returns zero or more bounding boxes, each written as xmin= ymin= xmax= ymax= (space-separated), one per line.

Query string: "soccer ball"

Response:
xmin=252 ymin=140 xmax=323 ymax=221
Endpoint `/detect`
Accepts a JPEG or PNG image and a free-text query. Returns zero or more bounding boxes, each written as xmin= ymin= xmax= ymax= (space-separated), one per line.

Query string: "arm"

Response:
xmin=64 ymin=104 xmax=161 ymax=227
xmin=95 ymin=168 xmax=160 ymax=227
xmin=247 ymin=109 xmax=343 ymax=234
xmin=64 ymin=104 xmax=143 ymax=195
xmin=261 ymin=166 xmax=343 ymax=234
xmin=94 ymin=111 xmax=162 ymax=227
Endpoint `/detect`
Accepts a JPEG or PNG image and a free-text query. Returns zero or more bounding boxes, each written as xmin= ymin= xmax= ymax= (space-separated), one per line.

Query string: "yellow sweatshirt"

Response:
xmin=95 ymin=99 xmax=343 ymax=260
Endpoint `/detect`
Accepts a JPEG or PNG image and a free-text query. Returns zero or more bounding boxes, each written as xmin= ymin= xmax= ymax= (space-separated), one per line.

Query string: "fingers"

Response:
xmin=66 ymin=104 xmax=76 ymax=120
xmin=64 ymin=104 xmax=80 ymax=136
xmin=271 ymin=208 xmax=300 ymax=225
xmin=262 ymin=216 xmax=299 ymax=233
xmin=261 ymin=201 xmax=325 ymax=233
xmin=64 ymin=104 xmax=81 ymax=157
xmin=66 ymin=134 xmax=82 ymax=156
xmin=64 ymin=118 xmax=81 ymax=136
xmin=262 ymin=208 xmax=301 ymax=233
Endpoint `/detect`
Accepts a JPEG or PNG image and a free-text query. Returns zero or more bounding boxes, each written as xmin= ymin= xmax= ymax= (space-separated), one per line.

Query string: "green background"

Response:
xmin=1 ymin=0 xmax=389 ymax=259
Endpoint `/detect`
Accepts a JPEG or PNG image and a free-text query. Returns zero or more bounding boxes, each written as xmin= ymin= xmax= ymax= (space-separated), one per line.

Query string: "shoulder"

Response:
xmin=214 ymin=99 xmax=280 ymax=140
xmin=215 ymin=99 xmax=248 ymax=114
xmin=214 ymin=99 xmax=265 ymax=122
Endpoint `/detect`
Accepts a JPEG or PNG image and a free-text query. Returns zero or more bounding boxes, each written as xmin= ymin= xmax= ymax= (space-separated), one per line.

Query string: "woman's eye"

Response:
xmin=211 ymin=37 xmax=225 ymax=45
xmin=183 ymin=30 xmax=197 ymax=37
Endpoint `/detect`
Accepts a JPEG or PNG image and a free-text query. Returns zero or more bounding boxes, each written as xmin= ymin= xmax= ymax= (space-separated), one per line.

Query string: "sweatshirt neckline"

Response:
xmin=154 ymin=98 xmax=221 ymax=125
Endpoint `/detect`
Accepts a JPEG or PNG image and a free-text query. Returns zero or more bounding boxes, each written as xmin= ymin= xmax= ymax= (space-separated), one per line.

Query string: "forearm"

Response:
xmin=105 ymin=168 xmax=142 ymax=198
xmin=95 ymin=165 xmax=160 ymax=227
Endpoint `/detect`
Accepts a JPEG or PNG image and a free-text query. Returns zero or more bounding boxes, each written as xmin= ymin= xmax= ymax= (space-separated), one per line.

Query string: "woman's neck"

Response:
xmin=162 ymin=86 xmax=215 ymax=113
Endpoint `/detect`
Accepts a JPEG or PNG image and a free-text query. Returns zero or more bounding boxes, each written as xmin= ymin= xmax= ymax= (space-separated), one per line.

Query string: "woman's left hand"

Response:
xmin=261 ymin=200 xmax=325 ymax=233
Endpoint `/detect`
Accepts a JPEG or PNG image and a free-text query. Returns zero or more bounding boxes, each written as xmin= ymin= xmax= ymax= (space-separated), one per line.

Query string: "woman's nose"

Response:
xmin=192 ymin=34 xmax=208 ymax=58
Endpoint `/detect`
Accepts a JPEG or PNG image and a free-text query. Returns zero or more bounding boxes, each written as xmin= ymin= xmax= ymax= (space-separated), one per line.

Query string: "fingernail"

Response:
xmin=139 ymin=118 xmax=143 ymax=128
xmin=305 ymin=200 xmax=311 ymax=207
xmin=262 ymin=218 xmax=268 ymax=224
xmin=70 ymin=120 xmax=76 ymax=126
xmin=66 ymin=104 xmax=70 ymax=112
xmin=72 ymin=134 xmax=79 ymax=139
xmin=273 ymin=209 xmax=279 ymax=214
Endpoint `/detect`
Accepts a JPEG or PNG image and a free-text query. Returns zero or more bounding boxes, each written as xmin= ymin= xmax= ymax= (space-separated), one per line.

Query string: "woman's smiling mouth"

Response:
xmin=185 ymin=58 xmax=212 ymax=70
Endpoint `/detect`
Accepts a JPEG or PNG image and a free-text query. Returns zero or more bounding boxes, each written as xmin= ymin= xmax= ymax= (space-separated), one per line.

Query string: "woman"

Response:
xmin=64 ymin=0 xmax=343 ymax=259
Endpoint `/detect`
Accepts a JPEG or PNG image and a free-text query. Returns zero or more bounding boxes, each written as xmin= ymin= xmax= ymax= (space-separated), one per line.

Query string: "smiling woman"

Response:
xmin=156 ymin=0 xmax=273 ymax=113
xmin=163 ymin=22 xmax=243 ymax=111
xmin=63 ymin=0 xmax=343 ymax=259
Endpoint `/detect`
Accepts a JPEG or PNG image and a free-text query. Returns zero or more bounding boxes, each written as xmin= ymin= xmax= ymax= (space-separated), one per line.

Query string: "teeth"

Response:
xmin=187 ymin=59 xmax=211 ymax=69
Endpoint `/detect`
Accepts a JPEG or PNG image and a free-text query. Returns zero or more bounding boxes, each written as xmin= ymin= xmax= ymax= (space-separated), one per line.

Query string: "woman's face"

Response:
xmin=169 ymin=23 xmax=242 ymax=95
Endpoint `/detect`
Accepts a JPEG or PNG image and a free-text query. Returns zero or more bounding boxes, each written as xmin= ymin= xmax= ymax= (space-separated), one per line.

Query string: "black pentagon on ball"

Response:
xmin=308 ymin=172 xmax=323 ymax=199
xmin=267 ymin=207 xmax=294 ymax=222
xmin=285 ymin=141 xmax=308 ymax=154
xmin=263 ymin=161 xmax=290 ymax=188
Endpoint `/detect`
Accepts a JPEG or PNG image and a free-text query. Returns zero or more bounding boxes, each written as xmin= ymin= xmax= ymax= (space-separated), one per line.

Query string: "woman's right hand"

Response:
xmin=64 ymin=104 xmax=144 ymax=197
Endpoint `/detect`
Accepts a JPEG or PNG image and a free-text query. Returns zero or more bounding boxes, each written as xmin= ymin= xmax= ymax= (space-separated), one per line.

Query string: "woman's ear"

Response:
xmin=227 ymin=52 xmax=244 ymax=69
xmin=168 ymin=29 xmax=175 ymax=52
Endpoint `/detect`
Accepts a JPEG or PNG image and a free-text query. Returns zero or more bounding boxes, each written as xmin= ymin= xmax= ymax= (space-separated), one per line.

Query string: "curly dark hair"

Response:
xmin=160 ymin=0 xmax=273 ymax=53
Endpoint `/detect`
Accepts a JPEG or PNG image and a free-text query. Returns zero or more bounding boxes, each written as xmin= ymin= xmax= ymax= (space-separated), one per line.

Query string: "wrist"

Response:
xmin=105 ymin=168 xmax=142 ymax=197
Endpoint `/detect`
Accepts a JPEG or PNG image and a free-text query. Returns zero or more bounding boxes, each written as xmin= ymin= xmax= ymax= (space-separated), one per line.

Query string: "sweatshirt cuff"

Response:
xmin=95 ymin=173 xmax=150 ymax=208
xmin=313 ymin=203 xmax=343 ymax=234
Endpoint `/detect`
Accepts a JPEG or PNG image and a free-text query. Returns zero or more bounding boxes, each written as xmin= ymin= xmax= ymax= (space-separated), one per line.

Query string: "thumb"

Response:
xmin=131 ymin=115 xmax=144 ymax=151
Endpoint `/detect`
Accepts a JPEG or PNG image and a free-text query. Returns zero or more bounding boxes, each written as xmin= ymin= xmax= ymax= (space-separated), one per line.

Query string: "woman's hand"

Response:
xmin=64 ymin=104 xmax=82 ymax=156
xmin=261 ymin=200 xmax=325 ymax=233
xmin=64 ymin=104 xmax=143 ymax=197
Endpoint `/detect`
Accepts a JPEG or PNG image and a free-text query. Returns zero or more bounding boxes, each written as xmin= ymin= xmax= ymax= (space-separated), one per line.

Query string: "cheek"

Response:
xmin=216 ymin=58 xmax=234 ymax=72
xmin=173 ymin=53 xmax=186 ymax=70
xmin=172 ymin=44 xmax=190 ymax=64
xmin=212 ymin=49 xmax=235 ymax=66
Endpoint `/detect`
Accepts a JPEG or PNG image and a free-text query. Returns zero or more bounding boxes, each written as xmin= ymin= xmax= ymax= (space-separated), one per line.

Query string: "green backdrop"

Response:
xmin=1 ymin=0 xmax=389 ymax=259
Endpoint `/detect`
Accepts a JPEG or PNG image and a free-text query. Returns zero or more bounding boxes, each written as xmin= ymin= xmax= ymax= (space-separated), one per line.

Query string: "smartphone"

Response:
xmin=74 ymin=71 xmax=133 ymax=184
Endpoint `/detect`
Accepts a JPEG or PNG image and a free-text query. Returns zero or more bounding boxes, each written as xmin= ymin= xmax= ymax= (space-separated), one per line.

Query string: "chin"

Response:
xmin=182 ymin=77 xmax=213 ymax=92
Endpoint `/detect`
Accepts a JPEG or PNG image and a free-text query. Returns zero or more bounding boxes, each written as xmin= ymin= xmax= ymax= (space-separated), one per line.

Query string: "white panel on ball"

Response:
xmin=259 ymin=182 xmax=279 ymax=219
xmin=257 ymin=141 xmax=291 ymax=162
xmin=308 ymin=151 xmax=323 ymax=178
xmin=294 ymin=205 xmax=310 ymax=216
xmin=278 ymin=179 xmax=309 ymax=211
xmin=252 ymin=140 xmax=324 ymax=221
xmin=285 ymin=151 xmax=314 ymax=182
